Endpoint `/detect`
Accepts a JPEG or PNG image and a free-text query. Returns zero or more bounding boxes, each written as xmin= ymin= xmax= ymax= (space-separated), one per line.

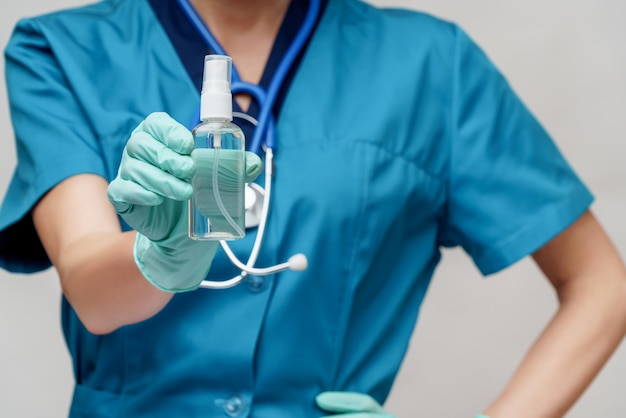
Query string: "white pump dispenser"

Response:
xmin=200 ymin=55 xmax=233 ymax=121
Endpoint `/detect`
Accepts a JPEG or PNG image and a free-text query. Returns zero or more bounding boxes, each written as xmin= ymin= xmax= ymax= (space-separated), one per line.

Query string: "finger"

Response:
xmin=319 ymin=413 xmax=395 ymax=418
xmin=315 ymin=392 xmax=384 ymax=413
xmin=244 ymin=151 xmax=263 ymax=183
xmin=107 ymin=178 xmax=163 ymax=209
xmin=191 ymin=149 xmax=257 ymax=191
xmin=126 ymin=131 xmax=195 ymax=180
xmin=136 ymin=112 xmax=194 ymax=154
xmin=119 ymin=153 xmax=193 ymax=201
xmin=192 ymin=149 xmax=241 ymax=190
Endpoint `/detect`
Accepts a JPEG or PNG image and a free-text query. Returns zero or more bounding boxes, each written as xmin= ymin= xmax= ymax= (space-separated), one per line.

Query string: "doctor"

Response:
xmin=1 ymin=0 xmax=626 ymax=416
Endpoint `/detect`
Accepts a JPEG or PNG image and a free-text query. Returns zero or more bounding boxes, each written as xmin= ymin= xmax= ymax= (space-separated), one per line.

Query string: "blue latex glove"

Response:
xmin=316 ymin=392 xmax=396 ymax=418
xmin=107 ymin=112 xmax=262 ymax=292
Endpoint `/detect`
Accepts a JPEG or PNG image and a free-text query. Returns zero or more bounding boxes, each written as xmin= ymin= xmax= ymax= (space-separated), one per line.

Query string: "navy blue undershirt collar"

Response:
xmin=147 ymin=0 xmax=327 ymax=140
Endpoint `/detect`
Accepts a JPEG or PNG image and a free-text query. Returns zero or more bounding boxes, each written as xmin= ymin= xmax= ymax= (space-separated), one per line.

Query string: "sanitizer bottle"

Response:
xmin=189 ymin=55 xmax=246 ymax=240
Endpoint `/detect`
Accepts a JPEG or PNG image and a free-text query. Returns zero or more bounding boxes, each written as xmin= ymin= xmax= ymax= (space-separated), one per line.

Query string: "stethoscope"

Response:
xmin=177 ymin=0 xmax=321 ymax=289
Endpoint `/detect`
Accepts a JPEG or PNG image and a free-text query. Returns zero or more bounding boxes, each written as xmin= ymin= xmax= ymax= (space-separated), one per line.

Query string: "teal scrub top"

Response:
xmin=0 ymin=0 xmax=593 ymax=416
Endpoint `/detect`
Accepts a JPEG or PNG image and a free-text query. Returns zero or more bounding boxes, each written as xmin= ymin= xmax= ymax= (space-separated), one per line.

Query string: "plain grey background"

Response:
xmin=0 ymin=0 xmax=624 ymax=417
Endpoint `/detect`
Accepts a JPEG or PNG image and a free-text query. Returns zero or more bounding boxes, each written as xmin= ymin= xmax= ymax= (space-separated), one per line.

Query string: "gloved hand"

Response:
xmin=107 ymin=112 xmax=262 ymax=292
xmin=316 ymin=392 xmax=396 ymax=418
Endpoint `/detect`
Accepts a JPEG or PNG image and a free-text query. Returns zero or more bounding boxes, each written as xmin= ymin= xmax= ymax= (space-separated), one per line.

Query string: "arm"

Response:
xmin=33 ymin=114 xmax=263 ymax=336
xmin=483 ymin=210 xmax=626 ymax=417
xmin=32 ymin=174 xmax=173 ymax=335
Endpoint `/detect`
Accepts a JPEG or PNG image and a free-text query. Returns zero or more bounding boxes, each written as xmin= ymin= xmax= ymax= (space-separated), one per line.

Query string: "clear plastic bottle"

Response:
xmin=189 ymin=55 xmax=245 ymax=240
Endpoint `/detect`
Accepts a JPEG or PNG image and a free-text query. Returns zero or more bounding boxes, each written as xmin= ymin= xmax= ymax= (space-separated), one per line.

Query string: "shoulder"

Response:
xmin=9 ymin=0 xmax=119 ymax=33
xmin=4 ymin=0 xmax=167 ymax=105
xmin=6 ymin=0 xmax=151 ymax=57
xmin=318 ymin=0 xmax=470 ymax=77
xmin=328 ymin=0 xmax=459 ymax=46
xmin=11 ymin=0 xmax=136 ymax=29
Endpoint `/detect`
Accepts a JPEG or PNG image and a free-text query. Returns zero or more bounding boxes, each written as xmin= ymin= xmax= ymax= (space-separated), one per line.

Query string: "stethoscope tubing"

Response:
xmin=198 ymin=149 xmax=275 ymax=289
xmin=177 ymin=0 xmax=320 ymax=288
xmin=177 ymin=0 xmax=320 ymax=153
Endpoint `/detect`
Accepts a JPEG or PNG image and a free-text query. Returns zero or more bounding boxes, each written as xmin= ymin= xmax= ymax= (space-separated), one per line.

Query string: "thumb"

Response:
xmin=316 ymin=392 xmax=386 ymax=414
xmin=244 ymin=151 xmax=263 ymax=183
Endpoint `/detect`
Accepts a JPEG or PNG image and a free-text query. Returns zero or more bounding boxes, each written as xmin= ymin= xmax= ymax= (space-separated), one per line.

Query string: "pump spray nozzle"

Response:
xmin=200 ymin=55 xmax=233 ymax=122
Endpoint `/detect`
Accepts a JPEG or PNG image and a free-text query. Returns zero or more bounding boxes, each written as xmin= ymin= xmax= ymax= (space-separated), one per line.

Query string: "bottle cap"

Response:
xmin=200 ymin=55 xmax=233 ymax=121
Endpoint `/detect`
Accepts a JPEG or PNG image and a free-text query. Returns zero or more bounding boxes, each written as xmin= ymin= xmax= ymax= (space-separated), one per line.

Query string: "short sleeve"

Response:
xmin=438 ymin=26 xmax=594 ymax=275
xmin=0 ymin=18 xmax=108 ymax=273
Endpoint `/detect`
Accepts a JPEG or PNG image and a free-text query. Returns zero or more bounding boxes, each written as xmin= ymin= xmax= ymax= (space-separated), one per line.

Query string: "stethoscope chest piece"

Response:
xmin=245 ymin=183 xmax=265 ymax=229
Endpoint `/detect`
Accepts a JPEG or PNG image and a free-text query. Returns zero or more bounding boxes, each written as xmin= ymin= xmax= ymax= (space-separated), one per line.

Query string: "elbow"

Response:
xmin=602 ymin=275 xmax=626 ymax=343
xmin=54 ymin=232 xmax=172 ymax=335
xmin=58 ymin=276 xmax=120 ymax=336
xmin=81 ymin=316 xmax=119 ymax=336
xmin=586 ymin=270 xmax=626 ymax=331
xmin=613 ymin=274 xmax=626 ymax=329
xmin=605 ymin=267 xmax=626 ymax=319
xmin=60 ymin=274 xmax=171 ymax=336
xmin=63 ymin=294 xmax=120 ymax=335
xmin=556 ymin=267 xmax=626 ymax=326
